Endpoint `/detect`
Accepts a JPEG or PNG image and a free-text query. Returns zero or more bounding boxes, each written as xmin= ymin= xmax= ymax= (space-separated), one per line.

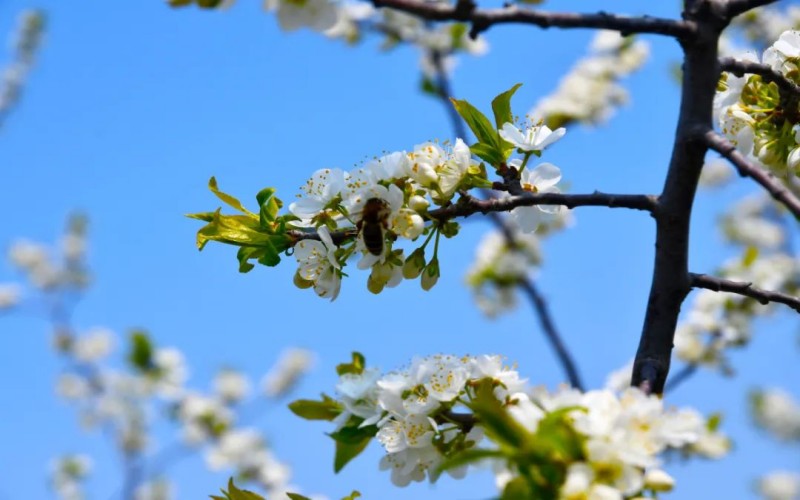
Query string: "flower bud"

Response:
xmin=367 ymin=273 xmax=384 ymax=294
xmin=421 ymin=258 xmax=440 ymax=291
xmin=408 ymin=195 xmax=430 ymax=212
xmin=293 ymin=271 xmax=314 ymax=289
xmin=644 ymin=469 xmax=675 ymax=492
xmin=403 ymin=248 xmax=426 ymax=279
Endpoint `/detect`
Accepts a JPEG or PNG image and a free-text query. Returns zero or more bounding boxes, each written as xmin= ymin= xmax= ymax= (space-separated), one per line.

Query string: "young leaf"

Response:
xmin=468 ymin=379 xmax=531 ymax=450
xmin=329 ymin=425 xmax=378 ymax=472
xmin=491 ymin=83 xmax=522 ymax=129
xmin=256 ymin=187 xmax=282 ymax=224
xmin=469 ymin=142 xmax=506 ymax=167
xmin=336 ymin=352 xmax=366 ymax=376
xmin=287 ymin=494 xmax=313 ymax=500
xmin=341 ymin=492 xmax=362 ymax=500
xmin=289 ymin=395 xmax=343 ymax=421
xmin=451 ymin=97 xmax=501 ymax=149
xmin=438 ymin=448 xmax=506 ymax=473
xmin=128 ymin=330 xmax=154 ymax=372
xmin=208 ymin=177 xmax=256 ymax=216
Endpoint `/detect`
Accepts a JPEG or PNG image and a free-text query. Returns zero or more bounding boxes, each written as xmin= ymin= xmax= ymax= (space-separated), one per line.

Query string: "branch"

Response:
xmin=369 ymin=0 xmax=695 ymax=39
xmin=631 ymin=5 xmax=725 ymax=395
xmin=724 ymin=0 xmax=779 ymax=19
xmin=287 ymin=191 xmax=657 ymax=243
xmin=690 ymin=272 xmax=800 ymax=313
xmin=518 ymin=279 xmax=584 ymax=390
xmin=703 ymin=129 xmax=800 ymax=219
xmin=663 ymin=364 xmax=697 ymax=393
xmin=719 ymin=57 xmax=800 ymax=99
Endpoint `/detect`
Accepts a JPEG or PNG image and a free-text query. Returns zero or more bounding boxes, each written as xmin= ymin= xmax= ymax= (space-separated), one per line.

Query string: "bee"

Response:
xmin=357 ymin=197 xmax=391 ymax=256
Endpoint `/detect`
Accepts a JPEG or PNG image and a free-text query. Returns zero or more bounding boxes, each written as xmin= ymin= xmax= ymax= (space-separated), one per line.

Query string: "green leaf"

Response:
xmin=287 ymin=494 xmax=313 ymax=500
xmin=438 ymin=448 xmax=506 ymax=473
xmin=329 ymin=425 xmax=377 ymax=472
xmin=420 ymin=76 xmax=439 ymax=97
xmin=532 ymin=407 xmax=585 ymax=461
xmin=469 ymin=142 xmax=506 ymax=167
xmin=336 ymin=352 xmax=366 ymax=376
xmin=289 ymin=395 xmax=343 ymax=421
xmin=501 ymin=476 xmax=534 ymax=500
xmin=491 ymin=83 xmax=522 ymax=129
xmin=213 ymin=478 xmax=265 ymax=500
xmin=341 ymin=492 xmax=362 ymax=500
xmin=208 ymin=177 xmax=256 ymax=216
xmin=468 ymin=379 xmax=531 ymax=450
xmin=256 ymin=187 xmax=282 ymax=225
xmin=128 ymin=330 xmax=154 ymax=372
xmin=451 ymin=97 xmax=501 ymax=149
xmin=742 ymin=246 xmax=759 ymax=267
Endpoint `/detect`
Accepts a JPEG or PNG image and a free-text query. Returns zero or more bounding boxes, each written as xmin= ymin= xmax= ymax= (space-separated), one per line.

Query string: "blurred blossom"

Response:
xmin=56 ymin=373 xmax=91 ymax=400
xmin=178 ymin=393 xmax=232 ymax=444
xmin=0 ymin=282 xmax=21 ymax=309
xmin=72 ymin=328 xmax=114 ymax=362
xmin=135 ymin=479 xmax=174 ymax=500
xmin=262 ymin=348 xmax=315 ymax=397
xmin=152 ymin=348 xmax=188 ymax=399
xmin=213 ymin=368 xmax=251 ymax=403
xmin=8 ymin=239 xmax=48 ymax=269
xmin=49 ymin=454 xmax=91 ymax=500
xmin=699 ymin=158 xmax=734 ymax=188
xmin=604 ymin=360 xmax=633 ymax=392
xmin=757 ymin=471 xmax=800 ymax=500
xmin=752 ymin=389 xmax=800 ymax=442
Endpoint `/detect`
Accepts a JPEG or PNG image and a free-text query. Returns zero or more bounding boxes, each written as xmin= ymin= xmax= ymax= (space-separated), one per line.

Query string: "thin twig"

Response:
xmin=518 ymin=279 xmax=584 ymax=390
xmin=690 ymin=272 xmax=800 ymax=313
xmin=663 ymin=364 xmax=697 ymax=393
xmin=724 ymin=0 xmax=780 ymax=19
xmin=719 ymin=57 xmax=800 ymax=99
xmin=369 ymin=0 xmax=695 ymax=40
xmin=703 ymin=129 xmax=800 ymax=220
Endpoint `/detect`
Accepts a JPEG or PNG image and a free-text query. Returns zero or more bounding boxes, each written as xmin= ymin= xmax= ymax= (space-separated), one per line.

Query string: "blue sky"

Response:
xmin=0 ymin=1 xmax=798 ymax=498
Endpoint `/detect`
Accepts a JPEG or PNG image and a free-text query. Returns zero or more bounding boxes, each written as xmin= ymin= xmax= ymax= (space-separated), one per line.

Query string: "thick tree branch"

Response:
xmin=703 ymin=130 xmax=800 ymax=219
xmin=369 ymin=0 xmax=695 ymax=39
xmin=719 ymin=57 xmax=800 ymax=99
xmin=690 ymin=272 xmax=800 ymax=312
xmin=723 ymin=0 xmax=779 ymax=19
xmin=631 ymin=3 xmax=725 ymax=395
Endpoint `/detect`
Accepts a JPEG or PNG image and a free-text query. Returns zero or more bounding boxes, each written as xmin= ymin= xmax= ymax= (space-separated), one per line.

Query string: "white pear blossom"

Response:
xmin=510 ymin=162 xmax=564 ymax=233
xmin=289 ymin=168 xmax=347 ymax=225
xmin=499 ymin=122 xmax=566 ymax=153
xmin=294 ymin=226 xmax=341 ymax=300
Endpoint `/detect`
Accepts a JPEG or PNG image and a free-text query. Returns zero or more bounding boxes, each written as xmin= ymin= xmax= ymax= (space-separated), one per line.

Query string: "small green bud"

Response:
xmin=367 ymin=273 xmax=384 ymax=294
xmin=439 ymin=221 xmax=460 ymax=239
xmin=293 ymin=271 xmax=314 ymax=289
xmin=421 ymin=258 xmax=440 ymax=291
xmin=403 ymin=248 xmax=426 ymax=279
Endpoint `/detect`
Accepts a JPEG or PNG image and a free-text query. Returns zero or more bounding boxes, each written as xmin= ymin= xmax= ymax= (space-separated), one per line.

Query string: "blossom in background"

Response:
xmin=757 ymin=471 xmax=800 ymax=500
xmin=262 ymin=348 xmax=315 ymax=397
xmin=263 ymin=0 xmax=338 ymax=33
xmin=751 ymin=389 xmax=800 ymax=442
xmin=50 ymin=454 xmax=91 ymax=500
xmin=0 ymin=282 xmax=21 ymax=309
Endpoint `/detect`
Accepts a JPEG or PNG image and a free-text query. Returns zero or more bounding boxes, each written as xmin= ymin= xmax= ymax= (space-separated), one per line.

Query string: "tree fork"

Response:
xmin=631 ymin=0 xmax=731 ymax=394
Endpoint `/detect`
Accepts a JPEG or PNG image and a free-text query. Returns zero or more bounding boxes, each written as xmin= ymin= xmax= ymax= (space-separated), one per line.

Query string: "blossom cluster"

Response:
xmin=2 ymin=219 xmax=321 ymax=499
xmin=530 ymin=30 xmax=649 ymax=129
xmin=294 ymin=353 xmax=729 ymax=497
xmin=0 ymin=10 xmax=44 ymax=122
xmin=288 ymin=121 xmax=565 ymax=300
xmin=749 ymin=389 xmax=800 ymax=500
xmin=715 ymin=30 xmax=800 ymax=176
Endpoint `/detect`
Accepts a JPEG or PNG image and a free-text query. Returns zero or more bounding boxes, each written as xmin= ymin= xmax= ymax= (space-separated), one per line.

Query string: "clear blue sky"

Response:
xmin=0 ymin=1 xmax=798 ymax=498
